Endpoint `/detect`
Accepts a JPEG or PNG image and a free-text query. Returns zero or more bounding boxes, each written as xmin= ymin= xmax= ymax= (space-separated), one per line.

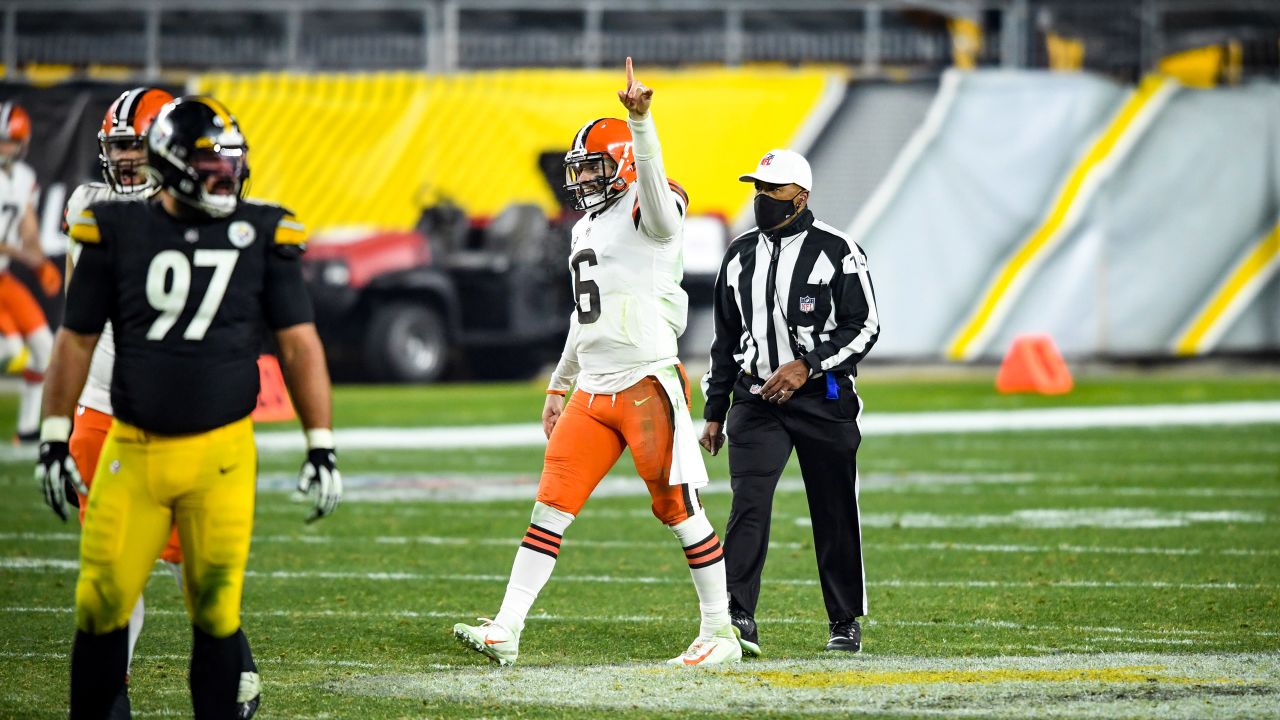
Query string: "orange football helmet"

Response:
xmin=564 ymin=118 xmax=637 ymax=212
xmin=0 ymin=102 xmax=31 ymax=167
xmin=99 ymin=87 xmax=175 ymax=194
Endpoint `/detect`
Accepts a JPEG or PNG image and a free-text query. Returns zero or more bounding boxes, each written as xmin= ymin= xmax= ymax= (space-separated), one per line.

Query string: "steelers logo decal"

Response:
xmin=228 ymin=221 xmax=256 ymax=249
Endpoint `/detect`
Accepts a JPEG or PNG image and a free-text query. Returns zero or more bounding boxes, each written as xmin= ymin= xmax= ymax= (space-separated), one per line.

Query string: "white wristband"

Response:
xmin=40 ymin=416 xmax=72 ymax=443
xmin=305 ymin=428 xmax=335 ymax=450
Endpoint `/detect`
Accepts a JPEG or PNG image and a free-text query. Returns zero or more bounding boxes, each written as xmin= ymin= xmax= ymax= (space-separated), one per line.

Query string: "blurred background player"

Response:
xmin=453 ymin=58 xmax=740 ymax=668
xmin=37 ymin=95 xmax=341 ymax=718
xmin=61 ymin=86 xmax=261 ymax=719
xmin=0 ymin=101 xmax=62 ymax=443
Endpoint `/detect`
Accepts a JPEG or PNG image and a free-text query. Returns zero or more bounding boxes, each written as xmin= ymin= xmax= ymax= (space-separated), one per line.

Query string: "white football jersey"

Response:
xmin=549 ymin=114 xmax=688 ymax=395
xmin=0 ymin=161 xmax=38 ymax=273
xmin=65 ymin=181 xmax=140 ymax=415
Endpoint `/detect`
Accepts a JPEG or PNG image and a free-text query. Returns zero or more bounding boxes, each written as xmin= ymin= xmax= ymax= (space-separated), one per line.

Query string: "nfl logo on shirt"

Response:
xmin=799 ymin=296 xmax=816 ymax=313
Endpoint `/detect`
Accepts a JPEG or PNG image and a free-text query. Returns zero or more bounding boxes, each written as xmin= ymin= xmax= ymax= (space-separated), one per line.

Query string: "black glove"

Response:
xmin=35 ymin=438 xmax=86 ymax=522
xmin=297 ymin=446 xmax=342 ymax=524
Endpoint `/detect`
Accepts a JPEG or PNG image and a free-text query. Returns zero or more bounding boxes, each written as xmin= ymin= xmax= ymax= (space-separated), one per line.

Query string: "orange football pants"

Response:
xmin=539 ymin=368 xmax=698 ymax=525
xmin=70 ymin=405 xmax=182 ymax=564
xmin=0 ymin=271 xmax=48 ymax=335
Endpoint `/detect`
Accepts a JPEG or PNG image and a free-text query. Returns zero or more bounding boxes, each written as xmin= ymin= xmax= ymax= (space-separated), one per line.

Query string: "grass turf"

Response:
xmin=0 ymin=375 xmax=1277 ymax=718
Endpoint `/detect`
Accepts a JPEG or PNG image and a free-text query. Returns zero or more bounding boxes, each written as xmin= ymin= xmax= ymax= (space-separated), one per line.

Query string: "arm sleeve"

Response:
xmin=701 ymin=255 xmax=743 ymax=422
xmin=63 ymin=239 xmax=113 ymax=335
xmin=628 ymin=113 xmax=684 ymax=242
xmin=801 ymin=246 xmax=880 ymax=373
xmin=263 ymin=213 xmax=316 ymax=330
xmin=546 ymin=322 xmax=580 ymax=393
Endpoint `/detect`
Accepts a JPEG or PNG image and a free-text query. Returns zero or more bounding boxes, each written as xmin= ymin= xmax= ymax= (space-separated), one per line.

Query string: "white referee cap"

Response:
xmin=739 ymin=149 xmax=812 ymax=192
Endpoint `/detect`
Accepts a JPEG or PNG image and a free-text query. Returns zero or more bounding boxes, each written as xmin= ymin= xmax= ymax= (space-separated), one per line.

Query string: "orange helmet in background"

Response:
xmin=0 ymin=103 xmax=31 ymax=167
xmin=99 ymin=86 xmax=175 ymax=194
xmin=564 ymin=118 xmax=637 ymax=212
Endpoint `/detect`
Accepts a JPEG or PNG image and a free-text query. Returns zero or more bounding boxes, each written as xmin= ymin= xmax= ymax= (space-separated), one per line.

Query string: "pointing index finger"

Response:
xmin=625 ymin=56 xmax=634 ymax=89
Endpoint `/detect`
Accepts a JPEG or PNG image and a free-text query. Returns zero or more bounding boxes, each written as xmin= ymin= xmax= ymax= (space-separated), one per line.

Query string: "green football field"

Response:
xmin=1 ymin=373 xmax=1278 ymax=718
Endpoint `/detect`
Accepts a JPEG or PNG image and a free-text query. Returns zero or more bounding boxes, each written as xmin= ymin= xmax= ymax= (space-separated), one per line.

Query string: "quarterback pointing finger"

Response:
xmin=454 ymin=58 xmax=740 ymax=668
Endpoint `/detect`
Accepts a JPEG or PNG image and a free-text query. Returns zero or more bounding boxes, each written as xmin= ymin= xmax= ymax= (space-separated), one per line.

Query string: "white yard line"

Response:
xmin=7 ymin=531 xmax=1277 ymax=558
xmin=802 ymin=508 xmax=1269 ymax=529
xmin=4 ymin=606 xmax=1266 ymax=640
xmin=1 ymin=401 xmax=1274 ymax=461
xmin=3 ymin=558 xmax=1272 ymax=591
xmin=255 ymin=401 xmax=1280 ymax=452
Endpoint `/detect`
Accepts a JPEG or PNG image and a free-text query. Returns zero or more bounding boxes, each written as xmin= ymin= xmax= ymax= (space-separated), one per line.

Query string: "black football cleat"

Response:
xmin=729 ymin=601 xmax=761 ymax=657
xmin=108 ymin=682 xmax=131 ymax=720
xmin=826 ymin=618 xmax=861 ymax=652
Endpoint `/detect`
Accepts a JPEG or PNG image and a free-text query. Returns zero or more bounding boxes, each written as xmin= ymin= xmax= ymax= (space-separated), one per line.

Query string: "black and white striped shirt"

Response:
xmin=701 ymin=209 xmax=880 ymax=422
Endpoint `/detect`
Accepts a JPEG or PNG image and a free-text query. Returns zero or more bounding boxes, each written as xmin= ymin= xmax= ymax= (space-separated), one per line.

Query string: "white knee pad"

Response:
xmin=530 ymin=501 xmax=575 ymax=535
xmin=669 ymin=510 xmax=715 ymax=547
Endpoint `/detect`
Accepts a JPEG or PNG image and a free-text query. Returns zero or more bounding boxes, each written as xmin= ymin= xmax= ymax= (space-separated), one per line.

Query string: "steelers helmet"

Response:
xmin=146 ymin=96 xmax=248 ymax=218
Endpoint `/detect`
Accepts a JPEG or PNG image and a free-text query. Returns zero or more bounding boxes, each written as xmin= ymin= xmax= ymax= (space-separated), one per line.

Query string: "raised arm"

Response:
xmin=619 ymin=57 xmax=684 ymax=242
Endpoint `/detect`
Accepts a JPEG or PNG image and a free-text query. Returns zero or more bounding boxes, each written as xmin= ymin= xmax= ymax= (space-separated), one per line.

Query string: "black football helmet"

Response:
xmin=146 ymin=96 xmax=248 ymax=218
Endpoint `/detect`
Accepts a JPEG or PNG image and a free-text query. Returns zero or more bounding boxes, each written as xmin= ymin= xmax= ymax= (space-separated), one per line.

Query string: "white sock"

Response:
xmin=17 ymin=327 xmax=52 ymax=436
xmin=670 ymin=511 xmax=731 ymax=638
xmin=494 ymin=501 xmax=574 ymax=633
xmin=17 ymin=377 xmax=42 ymax=435
xmin=125 ymin=594 xmax=145 ymax=673
xmin=0 ymin=332 xmax=21 ymax=366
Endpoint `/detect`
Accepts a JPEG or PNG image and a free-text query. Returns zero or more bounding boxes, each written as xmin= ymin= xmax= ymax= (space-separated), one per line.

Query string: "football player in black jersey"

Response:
xmin=35 ymin=96 xmax=341 ymax=719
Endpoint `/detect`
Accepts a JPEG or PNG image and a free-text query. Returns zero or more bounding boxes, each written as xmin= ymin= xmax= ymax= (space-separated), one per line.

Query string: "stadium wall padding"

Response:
xmin=192 ymin=69 xmax=841 ymax=229
xmin=846 ymin=70 xmax=1125 ymax=359
xmin=850 ymin=70 xmax=1280 ymax=359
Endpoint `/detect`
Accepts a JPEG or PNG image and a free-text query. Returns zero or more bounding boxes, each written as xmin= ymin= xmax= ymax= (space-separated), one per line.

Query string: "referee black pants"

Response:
xmin=723 ymin=373 xmax=866 ymax=622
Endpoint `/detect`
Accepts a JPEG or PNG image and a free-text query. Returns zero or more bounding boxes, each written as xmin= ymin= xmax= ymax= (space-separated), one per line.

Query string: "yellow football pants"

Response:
xmin=75 ymin=416 xmax=257 ymax=638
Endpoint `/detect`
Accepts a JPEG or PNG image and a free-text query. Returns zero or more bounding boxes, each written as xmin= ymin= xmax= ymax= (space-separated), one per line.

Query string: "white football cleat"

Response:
xmin=453 ymin=618 xmax=519 ymax=666
xmin=236 ymin=671 xmax=260 ymax=719
xmin=666 ymin=625 xmax=742 ymax=667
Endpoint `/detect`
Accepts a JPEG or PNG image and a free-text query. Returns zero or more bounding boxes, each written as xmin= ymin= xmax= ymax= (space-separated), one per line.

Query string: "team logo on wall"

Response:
xmin=799 ymin=296 xmax=816 ymax=312
xmin=228 ymin=221 xmax=256 ymax=248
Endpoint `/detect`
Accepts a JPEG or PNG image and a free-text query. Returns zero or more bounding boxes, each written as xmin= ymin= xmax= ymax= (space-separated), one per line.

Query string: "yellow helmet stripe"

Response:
xmin=198 ymin=96 xmax=237 ymax=129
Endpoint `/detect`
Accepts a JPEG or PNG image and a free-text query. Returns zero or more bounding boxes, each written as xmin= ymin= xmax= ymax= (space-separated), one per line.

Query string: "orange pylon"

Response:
xmin=252 ymin=354 xmax=297 ymax=422
xmin=995 ymin=334 xmax=1073 ymax=395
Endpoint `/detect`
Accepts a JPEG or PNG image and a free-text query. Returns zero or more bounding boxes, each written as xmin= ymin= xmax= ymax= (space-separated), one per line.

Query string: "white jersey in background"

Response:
xmin=548 ymin=113 xmax=689 ymax=395
xmin=0 ymin=160 xmax=38 ymax=272
xmin=64 ymin=181 xmax=142 ymax=415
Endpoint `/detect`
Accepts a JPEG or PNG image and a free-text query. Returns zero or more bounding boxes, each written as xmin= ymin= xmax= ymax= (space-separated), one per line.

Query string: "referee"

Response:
xmin=699 ymin=149 xmax=879 ymax=655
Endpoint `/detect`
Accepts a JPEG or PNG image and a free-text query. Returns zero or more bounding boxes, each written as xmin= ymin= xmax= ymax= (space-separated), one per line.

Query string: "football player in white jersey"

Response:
xmin=0 ymin=102 xmax=62 ymax=443
xmin=454 ymin=58 xmax=740 ymax=668
xmin=60 ymin=87 xmax=261 ymax=719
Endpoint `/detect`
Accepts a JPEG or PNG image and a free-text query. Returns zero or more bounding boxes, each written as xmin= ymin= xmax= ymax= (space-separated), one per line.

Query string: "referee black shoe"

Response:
xmin=729 ymin=602 xmax=762 ymax=657
xmin=826 ymin=618 xmax=861 ymax=652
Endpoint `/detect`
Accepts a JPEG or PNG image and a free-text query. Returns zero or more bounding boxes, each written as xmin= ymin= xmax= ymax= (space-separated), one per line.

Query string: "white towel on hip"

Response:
xmin=653 ymin=366 xmax=710 ymax=490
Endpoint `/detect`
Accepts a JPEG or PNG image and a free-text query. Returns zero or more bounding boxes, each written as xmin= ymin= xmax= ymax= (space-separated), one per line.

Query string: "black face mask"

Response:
xmin=754 ymin=193 xmax=800 ymax=232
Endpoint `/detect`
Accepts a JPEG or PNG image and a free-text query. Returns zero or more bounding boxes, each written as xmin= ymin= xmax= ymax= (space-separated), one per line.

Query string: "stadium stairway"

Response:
xmin=805 ymin=81 xmax=936 ymax=231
